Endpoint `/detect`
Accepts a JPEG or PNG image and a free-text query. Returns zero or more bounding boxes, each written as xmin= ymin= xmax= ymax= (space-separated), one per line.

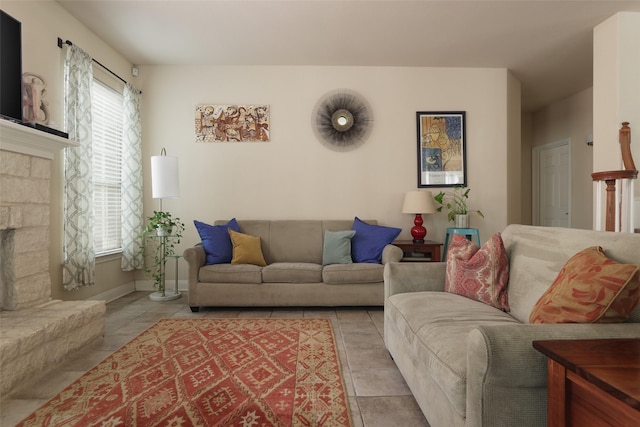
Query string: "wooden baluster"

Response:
xmin=591 ymin=122 xmax=638 ymax=232
xmin=592 ymin=170 xmax=638 ymax=232
xmin=620 ymin=122 xmax=636 ymax=170
xmin=604 ymin=178 xmax=617 ymax=231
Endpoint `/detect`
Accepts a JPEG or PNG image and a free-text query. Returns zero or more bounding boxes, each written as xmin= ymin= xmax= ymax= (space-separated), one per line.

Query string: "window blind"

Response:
xmin=92 ymin=79 xmax=123 ymax=255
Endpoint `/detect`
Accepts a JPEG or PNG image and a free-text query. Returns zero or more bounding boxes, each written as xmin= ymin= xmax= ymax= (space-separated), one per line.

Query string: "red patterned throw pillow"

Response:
xmin=445 ymin=233 xmax=510 ymax=311
xmin=529 ymin=246 xmax=640 ymax=324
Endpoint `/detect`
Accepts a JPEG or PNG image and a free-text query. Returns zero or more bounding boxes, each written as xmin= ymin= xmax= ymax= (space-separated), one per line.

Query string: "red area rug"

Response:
xmin=17 ymin=318 xmax=352 ymax=426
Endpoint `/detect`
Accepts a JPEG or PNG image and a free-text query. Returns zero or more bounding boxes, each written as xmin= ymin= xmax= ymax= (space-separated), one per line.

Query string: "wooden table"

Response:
xmin=393 ymin=240 xmax=442 ymax=262
xmin=533 ymin=338 xmax=640 ymax=427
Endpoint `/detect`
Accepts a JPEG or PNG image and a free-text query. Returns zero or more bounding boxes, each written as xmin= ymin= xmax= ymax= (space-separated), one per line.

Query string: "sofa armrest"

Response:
xmin=466 ymin=322 xmax=640 ymax=426
xmin=183 ymin=244 xmax=205 ymax=286
xmin=383 ymin=261 xmax=446 ymax=300
xmin=381 ymin=244 xmax=403 ymax=264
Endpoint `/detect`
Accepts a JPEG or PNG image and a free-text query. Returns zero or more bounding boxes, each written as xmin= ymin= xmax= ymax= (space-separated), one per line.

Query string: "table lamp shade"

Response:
xmin=151 ymin=154 xmax=179 ymax=199
xmin=402 ymin=190 xmax=435 ymax=243
xmin=402 ymin=191 xmax=436 ymax=214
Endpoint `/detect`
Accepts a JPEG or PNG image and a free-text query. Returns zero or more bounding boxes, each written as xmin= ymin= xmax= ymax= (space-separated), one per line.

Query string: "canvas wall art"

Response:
xmin=195 ymin=104 xmax=270 ymax=142
xmin=416 ymin=111 xmax=466 ymax=187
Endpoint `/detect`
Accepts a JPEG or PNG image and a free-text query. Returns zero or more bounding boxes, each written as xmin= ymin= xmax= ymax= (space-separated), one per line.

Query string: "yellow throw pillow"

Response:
xmin=229 ymin=229 xmax=267 ymax=267
xmin=529 ymin=246 xmax=640 ymax=324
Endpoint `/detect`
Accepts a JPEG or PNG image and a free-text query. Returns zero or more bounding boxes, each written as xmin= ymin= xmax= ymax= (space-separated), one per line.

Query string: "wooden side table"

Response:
xmin=393 ymin=240 xmax=442 ymax=262
xmin=533 ymin=338 xmax=640 ymax=427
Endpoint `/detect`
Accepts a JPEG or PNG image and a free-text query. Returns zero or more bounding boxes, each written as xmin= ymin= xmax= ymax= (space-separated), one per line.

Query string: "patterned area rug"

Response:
xmin=17 ymin=318 xmax=352 ymax=426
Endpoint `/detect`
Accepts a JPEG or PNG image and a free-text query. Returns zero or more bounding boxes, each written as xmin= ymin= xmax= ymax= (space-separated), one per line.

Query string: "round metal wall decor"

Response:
xmin=312 ymin=89 xmax=373 ymax=151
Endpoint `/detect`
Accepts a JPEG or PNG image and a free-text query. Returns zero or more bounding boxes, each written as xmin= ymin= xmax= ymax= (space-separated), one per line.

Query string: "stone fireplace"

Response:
xmin=0 ymin=120 xmax=105 ymax=396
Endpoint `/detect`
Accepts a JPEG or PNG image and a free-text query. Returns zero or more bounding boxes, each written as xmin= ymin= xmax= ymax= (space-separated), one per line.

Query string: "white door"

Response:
xmin=534 ymin=140 xmax=570 ymax=227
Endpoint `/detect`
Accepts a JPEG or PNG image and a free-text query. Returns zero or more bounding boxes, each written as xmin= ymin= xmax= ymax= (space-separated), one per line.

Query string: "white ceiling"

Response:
xmin=57 ymin=0 xmax=640 ymax=112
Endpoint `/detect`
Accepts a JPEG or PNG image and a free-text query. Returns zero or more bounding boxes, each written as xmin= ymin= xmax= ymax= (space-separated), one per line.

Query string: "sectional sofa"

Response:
xmin=384 ymin=224 xmax=640 ymax=427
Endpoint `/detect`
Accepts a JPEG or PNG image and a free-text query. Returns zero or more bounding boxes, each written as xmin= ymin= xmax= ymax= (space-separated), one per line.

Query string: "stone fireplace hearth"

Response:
xmin=0 ymin=120 xmax=105 ymax=396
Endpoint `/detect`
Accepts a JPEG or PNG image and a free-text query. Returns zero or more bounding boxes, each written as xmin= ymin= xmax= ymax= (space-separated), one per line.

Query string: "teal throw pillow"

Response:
xmin=193 ymin=218 xmax=240 ymax=264
xmin=323 ymin=230 xmax=356 ymax=265
xmin=351 ymin=217 xmax=401 ymax=263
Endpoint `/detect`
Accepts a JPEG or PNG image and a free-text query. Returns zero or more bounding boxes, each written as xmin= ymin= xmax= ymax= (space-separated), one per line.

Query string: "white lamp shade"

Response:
xmin=402 ymin=190 xmax=436 ymax=214
xmin=151 ymin=155 xmax=179 ymax=199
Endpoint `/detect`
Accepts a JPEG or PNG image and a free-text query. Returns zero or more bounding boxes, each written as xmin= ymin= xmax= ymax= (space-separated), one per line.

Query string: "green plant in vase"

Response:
xmin=143 ymin=210 xmax=184 ymax=236
xmin=434 ymin=186 xmax=484 ymax=227
xmin=140 ymin=211 xmax=185 ymax=298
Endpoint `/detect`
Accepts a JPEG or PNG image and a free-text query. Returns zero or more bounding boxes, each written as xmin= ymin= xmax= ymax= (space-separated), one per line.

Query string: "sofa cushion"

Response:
xmin=323 ymin=230 xmax=356 ymax=265
xmin=229 ymin=229 xmax=267 ymax=267
xmin=194 ymin=218 xmax=240 ymax=265
xmin=198 ymin=264 xmax=263 ymax=284
xmin=386 ymin=291 xmax=519 ymax=417
xmin=267 ymin=221 xmax=324 ymax=264
xmin=529 ymin=246 xmax=640 ymax=324
xmin=262 ymin=263 xmax=322 ymax=283
xmin=501 ymin=224 xmax=640 ymax=324
xmin=351 ymin=217 xmax=401 ymax=263
xmin=445 ymin=233 xmax=510 ymax=311
xmin=323 ymin=263 xmax=384 ymax=284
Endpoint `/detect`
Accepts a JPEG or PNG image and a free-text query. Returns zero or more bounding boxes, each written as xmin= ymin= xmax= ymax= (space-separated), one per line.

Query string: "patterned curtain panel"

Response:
xmin=121 ymin=83 xmax=144 ymax=271
xmin=62 ymin=45 xmax=95 ymax=290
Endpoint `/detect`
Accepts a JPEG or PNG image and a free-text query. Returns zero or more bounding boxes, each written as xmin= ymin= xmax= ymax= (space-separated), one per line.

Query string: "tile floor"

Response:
xmin=1 ymin=292 xmax=430 ymax=426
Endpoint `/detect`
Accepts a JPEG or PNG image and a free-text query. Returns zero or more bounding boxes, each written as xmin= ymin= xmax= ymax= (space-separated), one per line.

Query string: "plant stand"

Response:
xmin=149 ymin=289 xmax=180 ymax=301
xmin=149 ymin=254 xmax=182 ymax=301
xmin=442 ymin=227 xmax=481 ymax=261
xmin=145 ymin=234 xmax=182 ymax=302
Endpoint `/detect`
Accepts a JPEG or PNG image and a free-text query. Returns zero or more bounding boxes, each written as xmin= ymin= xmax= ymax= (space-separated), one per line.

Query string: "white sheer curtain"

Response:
xmin=121 ymin=83 xmax=144 ymax=270
xmin=62 ymin=45 xmax=95 ymax=290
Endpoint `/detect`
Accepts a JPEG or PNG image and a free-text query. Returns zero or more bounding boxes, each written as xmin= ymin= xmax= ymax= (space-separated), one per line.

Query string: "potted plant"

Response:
xmin=143 ymin=210 xmax=183 ymax=236
xmin=140 ymin=211 xmax=185 ymax=298
xmin=434 ymin=186 xmax=484 ymax=228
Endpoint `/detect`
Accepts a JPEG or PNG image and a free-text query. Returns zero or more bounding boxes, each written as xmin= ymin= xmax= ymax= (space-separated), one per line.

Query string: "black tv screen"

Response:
xmin=1 ymin=10 xmax=22 ymax=122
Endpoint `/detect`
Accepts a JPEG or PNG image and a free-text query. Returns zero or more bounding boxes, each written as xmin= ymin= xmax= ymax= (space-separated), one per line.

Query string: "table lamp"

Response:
xmin=402 ymin=190 xmax=436 ymax=243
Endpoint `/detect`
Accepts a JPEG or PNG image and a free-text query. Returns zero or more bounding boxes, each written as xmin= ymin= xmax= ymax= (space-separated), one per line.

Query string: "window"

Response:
xmin=92 ymin=79 xmax=123 ymax=255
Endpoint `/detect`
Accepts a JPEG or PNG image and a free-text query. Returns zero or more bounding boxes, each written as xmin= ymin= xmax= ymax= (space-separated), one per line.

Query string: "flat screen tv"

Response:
xmin=1 ymin=10 xmax=22 ymax=122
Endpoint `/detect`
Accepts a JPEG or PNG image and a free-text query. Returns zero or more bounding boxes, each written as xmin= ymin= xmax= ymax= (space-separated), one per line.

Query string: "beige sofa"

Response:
xmin=384 ymin=224 xmax=640 ymax=427
xmin=184 ymin=219 xmax=403 ymax=311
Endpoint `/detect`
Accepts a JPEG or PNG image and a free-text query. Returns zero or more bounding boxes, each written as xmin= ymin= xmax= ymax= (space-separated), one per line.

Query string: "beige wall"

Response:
xmin=594 ymin=12 xmax=640 ymax=176
xmin=520 ymin=113 xmax=533 ymax=225
xmin=593 ymin=9 xmax=640 ymax=231
xmin=4 ymin=1 xmax=519 ymax=293
xmin=531 ymin=88 xmax=594 ymax=230
xmin=137 ymin=65 xmax=515 ymax=279
xmin=2 ymin=1 xmax=136 ymax=301
xmin=506 ymin=71 xmax=523 ymax=225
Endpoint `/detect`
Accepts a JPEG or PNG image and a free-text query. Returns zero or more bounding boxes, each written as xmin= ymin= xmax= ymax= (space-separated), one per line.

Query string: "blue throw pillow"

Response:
xmin=193 ymin=218 xmax=240 ymax=264
xmin=351 ymin=217 xmax=401 ymax=263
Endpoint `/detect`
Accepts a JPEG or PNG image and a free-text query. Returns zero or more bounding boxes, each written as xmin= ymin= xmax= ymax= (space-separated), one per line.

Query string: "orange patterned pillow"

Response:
xmin=445 ymin=233 xmax=510 ymax=311
xmin=529 ymin=246 xmax=640 ymax=324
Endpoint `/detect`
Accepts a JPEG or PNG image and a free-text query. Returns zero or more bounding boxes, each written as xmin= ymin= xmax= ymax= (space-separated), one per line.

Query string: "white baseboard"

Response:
xmin=134 ymin=279 xmax=188 ymax=292
xmin=86 ymin=281 xmax=136 ymax=303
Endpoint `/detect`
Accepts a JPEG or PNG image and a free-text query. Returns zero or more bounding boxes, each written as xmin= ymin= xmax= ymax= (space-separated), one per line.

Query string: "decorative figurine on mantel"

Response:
xmin=22 ymin=72 xmax=50 ymax=125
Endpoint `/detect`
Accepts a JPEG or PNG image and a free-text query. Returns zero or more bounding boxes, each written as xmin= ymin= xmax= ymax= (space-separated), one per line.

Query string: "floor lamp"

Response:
xmin=149 ymin=148 xmax=181 ymax=301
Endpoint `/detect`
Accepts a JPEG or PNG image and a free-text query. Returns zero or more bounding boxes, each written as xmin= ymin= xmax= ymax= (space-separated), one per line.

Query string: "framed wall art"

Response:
xmin=416 ymin=111 xmax=466 ymax=187
xmin=195 ymin=104 xmax=270 ymax=142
